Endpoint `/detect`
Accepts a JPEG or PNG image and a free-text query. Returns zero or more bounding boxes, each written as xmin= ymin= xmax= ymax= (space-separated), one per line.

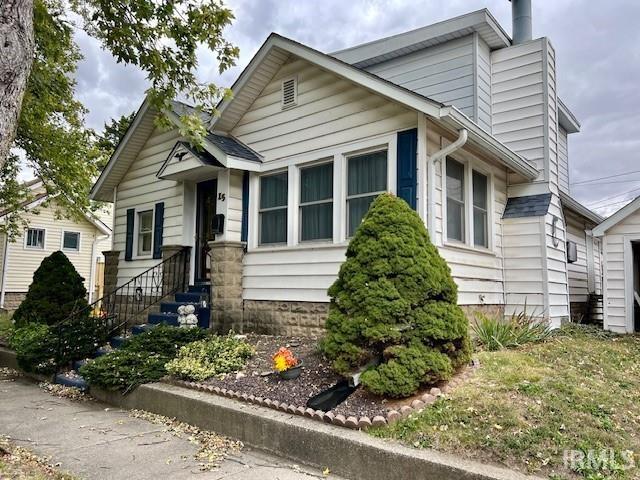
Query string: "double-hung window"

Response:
xmin=62 ymin=231 xmax=80 ymax=251
xmin=446 ymin=158 xmax=465 ymax=242
xmin=259 ymin=172 xmax=288 ymax=245
xmin=300 ymin=162 xmax=333 ymax=242
xmin=346 ymin=150 xmax=387 ymax=236
xmin=137 ymin=210 xmax=153 ymax=256
xmin=472 ymin=171 xmax=489 ymax=248
xmin=25 ymin=228 xmax=45 ymax=249
xmin=445 ymin=157 xmax=491 ymax=248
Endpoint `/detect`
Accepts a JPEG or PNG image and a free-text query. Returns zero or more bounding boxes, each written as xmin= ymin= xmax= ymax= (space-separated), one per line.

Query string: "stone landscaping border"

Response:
xmin=164 ymin=364 xmax=478 ymax=430
xmin=0 ymin=346 xmax=540 ymax=480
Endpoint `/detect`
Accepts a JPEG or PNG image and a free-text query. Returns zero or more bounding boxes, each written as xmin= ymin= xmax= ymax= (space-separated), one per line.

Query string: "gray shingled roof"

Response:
xmin=502 ymin=193 xmax=552 ymax=219
xmin=176 ymin=141 xmax=224 ymax=168
xmin=206 ymin=133 xmax=262 ymax=162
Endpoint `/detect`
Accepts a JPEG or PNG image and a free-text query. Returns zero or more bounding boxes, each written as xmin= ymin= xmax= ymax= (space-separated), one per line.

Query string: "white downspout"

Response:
xmin=426 ymin=128 xmax=468 ymax=239
xmin=0 ymin=234 xmax=9 ymax=309
xmin=88 ymin=234 xmax=110 ymax=303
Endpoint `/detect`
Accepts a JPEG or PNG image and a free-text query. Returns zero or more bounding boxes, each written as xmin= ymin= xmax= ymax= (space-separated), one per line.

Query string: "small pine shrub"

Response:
xmin=472 ymin=308 xmax=551 ymax=351
xmin=80 ymin=326 xmax=208 ymax=392
xmin=321 ymin=193 xmax=471 ymax=398
xmin=13 ymin=251 xmax=88 ymax=327
xmin=166 ymin=334 xmax=254 ymax=381
xmin=9 ymin=323 xmax=57 ymax=373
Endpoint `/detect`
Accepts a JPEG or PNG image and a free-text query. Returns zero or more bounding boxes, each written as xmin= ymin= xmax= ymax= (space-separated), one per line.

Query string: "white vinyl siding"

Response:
xmin=235 ymin=56 xmax=415 ymax=302
xmin=2 ymin=200 xmax=103 ymax=294
xmin=364 ymin=35 xmax=476 ymax=121
xmin=475 ymin=36 xmax=492 ymax=133
xmin=545 ymin=194 xmax=570 ymax=323
xmin=565 ymin=211 xmax=589 ymax=304
xmin=558 ymin=126 xmax=570 ymax=194
xmin=602 ymin=210 xmax=640 ymax=333
xmin=491 ymin=39 xmax=546 ymax=183
xmin=112 ymin=126 xmax=185 ymax=286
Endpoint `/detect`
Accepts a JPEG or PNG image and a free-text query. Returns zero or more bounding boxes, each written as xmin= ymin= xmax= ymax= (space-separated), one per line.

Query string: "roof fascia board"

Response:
xmin=331 ymin=9 xmax=510 ymax=66
xmin=90 ymin=97 xmax=153 ymax=201
xmin=559 ymin=191 xmax=603 ymax=225
xmin=558 ymin=98 xmax=580 ymax=133
xmin=592 ymin=195 xmax=640 ymax=236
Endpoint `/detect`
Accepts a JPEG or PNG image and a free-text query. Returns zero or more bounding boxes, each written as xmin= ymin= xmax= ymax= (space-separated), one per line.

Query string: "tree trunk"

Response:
xmin=0 ymin=0 xmax=34 ymax=170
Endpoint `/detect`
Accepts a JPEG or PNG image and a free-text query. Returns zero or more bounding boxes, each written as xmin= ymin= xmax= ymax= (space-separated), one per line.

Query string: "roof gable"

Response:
xmin=593 ymin=195 xmax=640 ymax=236
xmin=331 ymin=9 xmax=510 ymax=68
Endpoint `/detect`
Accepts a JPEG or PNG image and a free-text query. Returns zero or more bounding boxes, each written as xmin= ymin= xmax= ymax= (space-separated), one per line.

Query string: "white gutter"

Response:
xmin=0 ymin=234 xmax=9 ymax=309
xmin=88 ymin=234 xmax=110 ymax=303
xmin=426 ymin=128 xmax=468 ymax=238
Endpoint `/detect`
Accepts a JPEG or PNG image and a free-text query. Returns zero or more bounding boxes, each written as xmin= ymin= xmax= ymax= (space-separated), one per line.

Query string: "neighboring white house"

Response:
xmin=90 ymin=4 xmax=606 ymax=334
xmin=593 ymin=197 xmax=640 ymax=333
xmin=0 ymin=180 xmax=112 ymax=310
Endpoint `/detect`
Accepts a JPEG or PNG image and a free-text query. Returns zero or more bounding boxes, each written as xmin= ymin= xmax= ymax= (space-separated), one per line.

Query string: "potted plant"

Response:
xmin=273 ymin=347 xmax=302 ymax=380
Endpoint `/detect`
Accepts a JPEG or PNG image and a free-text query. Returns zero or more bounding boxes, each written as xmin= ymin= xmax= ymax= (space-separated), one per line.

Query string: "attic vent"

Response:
xmin=281 ymin=77 xmax=297 ymax=109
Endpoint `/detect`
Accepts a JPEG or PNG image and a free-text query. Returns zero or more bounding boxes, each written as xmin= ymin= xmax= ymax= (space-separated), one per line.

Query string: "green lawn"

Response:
xmin=371 ymin=326 xmax=640 ymax=479
xmin=0 ymin=313 xmax=12 ymax=344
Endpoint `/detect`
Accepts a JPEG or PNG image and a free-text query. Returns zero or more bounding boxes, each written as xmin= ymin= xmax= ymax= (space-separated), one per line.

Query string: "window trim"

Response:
xmin=24 ymin=227 xmax=46 ymax=250
xmin=345 ymin=147 xmax=389 ymax=238
xmin=298 ymin=159 xmax=334 ymax=243
xmin=132 ymin=205 xmax=155 ymax=259
xmin=258 ymin=169 xmax=289 ymax=246
xmin=61 ymin=230 xmax=81 ymax=253
xmin=442 ymin=155 xmax=494 ymax=252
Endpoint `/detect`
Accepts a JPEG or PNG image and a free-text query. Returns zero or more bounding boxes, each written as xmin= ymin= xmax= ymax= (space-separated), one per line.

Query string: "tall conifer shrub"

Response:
xmin=321 ymin=193 xmax=471 ymax=397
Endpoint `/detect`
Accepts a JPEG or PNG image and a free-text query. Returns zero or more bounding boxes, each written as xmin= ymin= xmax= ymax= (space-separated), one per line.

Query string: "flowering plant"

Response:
xmin=272 ymin=347 xmax=298 ymax=372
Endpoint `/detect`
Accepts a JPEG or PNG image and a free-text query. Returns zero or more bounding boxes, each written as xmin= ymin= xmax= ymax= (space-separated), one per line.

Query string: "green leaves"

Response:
xmin=321 ymin=193 xmax=471 ymax=397
xmin=70 ymin=0 xmax=238 ymax=137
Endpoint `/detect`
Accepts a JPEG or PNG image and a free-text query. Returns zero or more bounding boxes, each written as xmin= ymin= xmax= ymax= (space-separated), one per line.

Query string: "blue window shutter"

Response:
xmin=152 ymin=202 xmax=164 ymax=259
xmin=241 ymin=171 xmax=249 ymax=243
xmin=396 ymin=128 xmax=418 ymax=209
xmin=125 ymin=209 xmax=134 ymax=261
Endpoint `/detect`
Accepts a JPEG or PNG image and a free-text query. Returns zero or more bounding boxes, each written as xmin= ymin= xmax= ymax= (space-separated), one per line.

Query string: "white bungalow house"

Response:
xmin=0 ymin=179 xmax=112 ymax=310
xmin=90 ymin=3 xmax=606 ymax=334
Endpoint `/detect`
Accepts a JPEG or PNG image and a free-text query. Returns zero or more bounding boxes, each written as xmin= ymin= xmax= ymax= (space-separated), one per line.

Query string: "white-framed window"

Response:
xmin=25 ymin=228 xmax=45 ymax=249
xmin=472 ymin=171 xmax=489 ymax=248
xmin=137 ymin=210 xmax=154 ymax=256
xmin=446 ymin=158 xmax=465 ymax=243
xmin=299 ymin=161 xmax=333 ymax=242
xmin=62 ymin=231 xmax=80 ymax=252
xmin=346 ymin=149 xmax=388 ymax=237
xmin=259 ymin=171 xmax=288 ymax=245
xmin=444 ymin=156 xmax=492 ymax=249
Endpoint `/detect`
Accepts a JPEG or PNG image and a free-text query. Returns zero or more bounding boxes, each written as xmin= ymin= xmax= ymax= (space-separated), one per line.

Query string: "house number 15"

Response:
xmin=218 ymin=193 xmax=226 ymax=201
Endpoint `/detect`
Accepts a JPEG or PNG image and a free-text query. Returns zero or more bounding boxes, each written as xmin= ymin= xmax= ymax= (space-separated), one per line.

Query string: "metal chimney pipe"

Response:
xmin=511 ymin=0 xmax=532 ymax=45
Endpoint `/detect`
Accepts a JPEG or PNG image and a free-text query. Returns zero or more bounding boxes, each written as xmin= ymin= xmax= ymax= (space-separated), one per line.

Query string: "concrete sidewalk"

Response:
xmin=0 ymin=371 xmax=341 ymax=480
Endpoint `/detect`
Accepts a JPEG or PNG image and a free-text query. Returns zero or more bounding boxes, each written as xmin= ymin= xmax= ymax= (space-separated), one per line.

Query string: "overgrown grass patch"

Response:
xmin=371 ymin=325 xmax=640 ymax=479
xmin=0 ymin=312 xmax=13 ymax=343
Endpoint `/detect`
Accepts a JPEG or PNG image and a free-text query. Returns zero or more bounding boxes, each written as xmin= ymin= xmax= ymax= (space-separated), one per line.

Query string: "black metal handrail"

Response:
xmin=53 ymin=246 xmax=191 ymax=371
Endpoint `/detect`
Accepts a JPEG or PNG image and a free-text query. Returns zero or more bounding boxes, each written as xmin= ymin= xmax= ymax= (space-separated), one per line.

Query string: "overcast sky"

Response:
xmin=72 ymin=0 xmax=640 ymax=216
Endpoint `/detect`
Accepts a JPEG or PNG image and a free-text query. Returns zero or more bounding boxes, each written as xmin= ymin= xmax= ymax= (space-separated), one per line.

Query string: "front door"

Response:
xmin=195 ymin=180 xmax=217 ymax=282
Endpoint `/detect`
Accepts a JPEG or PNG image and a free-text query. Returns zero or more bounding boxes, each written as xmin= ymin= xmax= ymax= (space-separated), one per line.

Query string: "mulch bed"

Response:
xmin=177 ymin=334 xmax=468 ymax=422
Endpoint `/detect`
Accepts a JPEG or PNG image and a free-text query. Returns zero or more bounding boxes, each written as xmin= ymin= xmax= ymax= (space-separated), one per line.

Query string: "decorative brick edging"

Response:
xmin=165 ymin=361 xmax=479 ymax=430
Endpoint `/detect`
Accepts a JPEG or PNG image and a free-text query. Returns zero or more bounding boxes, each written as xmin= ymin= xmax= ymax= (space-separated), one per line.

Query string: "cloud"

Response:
xmin=70 ymin=0 xmax=640 ymax=215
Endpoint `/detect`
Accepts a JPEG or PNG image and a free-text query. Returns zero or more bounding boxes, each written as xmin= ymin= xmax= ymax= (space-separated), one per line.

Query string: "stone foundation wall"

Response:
xmin=2 ymin=292 xmax=27 ymax=311
xmin=243 ymin=300 xmax=329 ymax=336
xmin=460 ymin=304 xmax=505 ymax=323
xmin=209 ymin=242 xmax=244 ymax=334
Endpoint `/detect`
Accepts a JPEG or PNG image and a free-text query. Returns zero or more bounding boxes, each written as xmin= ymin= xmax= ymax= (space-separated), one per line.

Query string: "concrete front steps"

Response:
xmin=54 ymin=284 xmax=211 ymax=391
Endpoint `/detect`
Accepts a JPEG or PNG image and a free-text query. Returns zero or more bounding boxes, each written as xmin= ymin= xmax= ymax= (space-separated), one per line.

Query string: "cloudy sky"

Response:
xmin=73 ymin=0 xmax=640 ymax=216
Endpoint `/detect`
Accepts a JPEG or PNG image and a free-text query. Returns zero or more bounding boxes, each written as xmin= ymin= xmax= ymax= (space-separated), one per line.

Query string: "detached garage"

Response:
xmin=593 ymin=196 xmax=640 ymax=333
